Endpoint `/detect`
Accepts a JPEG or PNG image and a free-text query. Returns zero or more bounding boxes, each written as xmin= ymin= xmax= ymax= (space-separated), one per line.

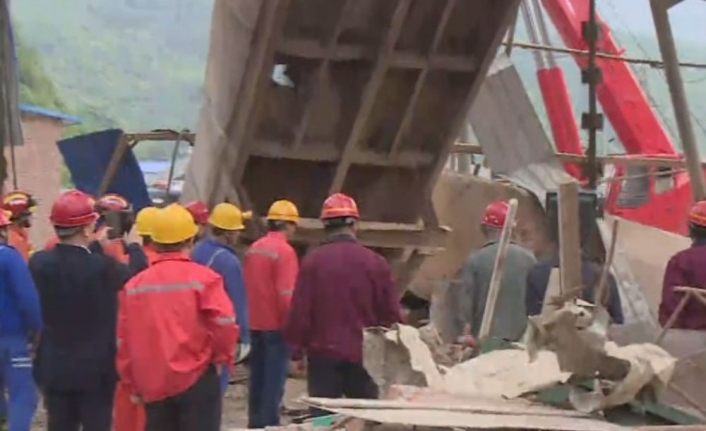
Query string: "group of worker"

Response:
xmin=0 ymin=187 xmax=401 ymax=431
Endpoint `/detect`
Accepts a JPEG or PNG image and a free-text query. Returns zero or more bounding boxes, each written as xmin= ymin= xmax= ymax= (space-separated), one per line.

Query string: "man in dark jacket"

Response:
xmin=285 ymin=193 xmax=400 ymax=414
xmin=29 ymin=190 xmax=131 ymax=431
xmin=525 ymin=255 xmax=624 ymax=323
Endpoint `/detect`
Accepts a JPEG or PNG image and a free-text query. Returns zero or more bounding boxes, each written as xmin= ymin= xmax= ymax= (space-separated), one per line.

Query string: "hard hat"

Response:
xmin=50 ymin=190 xmax=100 ymax=228
xmin=95 ymin=193 xmax=132 ymax=213
xmin=135 ymin=206 xmax=159 ymax=236
xmin=320 ymin=193 xmax=360 ymax=220
xmin=208 ymin=203 xmax=252 ymax=231
xmin=152 ymin=204 xmax=198 ymax=244
xmin=185 ymin=200 xmax=210 ymax=225
xmin=267 ymin=200 xmax=299 ymax=223
xmin=0 ymin=211 xmax=12 ymax=228
xmin=482 ymin=201 xmax=510 ymax=229
xmin=688 ymin=200 xmax=706 ymax=228
xmin=2 ymin=190 xmax=37 ymax=219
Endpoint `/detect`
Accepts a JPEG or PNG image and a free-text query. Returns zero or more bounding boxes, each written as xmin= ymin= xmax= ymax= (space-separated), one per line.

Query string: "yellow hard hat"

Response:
xmin=152 ymin=204 xmax=198 ymax=244
xmin=266 ymin=200 xmax=299 ymax=224
xmin=208 ymin=203 xmax=252 ymax=231
xmin=135 ymin=206 xmax=159 ymax=236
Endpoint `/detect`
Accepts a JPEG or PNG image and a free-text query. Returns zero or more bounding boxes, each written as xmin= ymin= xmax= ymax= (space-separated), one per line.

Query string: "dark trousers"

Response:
xmin=306 ymin=356 xmax=378 ymax=417
xmin=44 ymin=383 xmax=116 ymax=431
xmin=145 ymin=366 xmax=221 ymax=431
xmin=247 ymin=331 xmax=289 ymax=429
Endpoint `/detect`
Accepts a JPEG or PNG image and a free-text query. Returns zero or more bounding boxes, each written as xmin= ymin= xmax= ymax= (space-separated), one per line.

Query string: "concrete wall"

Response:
xmin=4 ymin=114 xmax=66 ymax=247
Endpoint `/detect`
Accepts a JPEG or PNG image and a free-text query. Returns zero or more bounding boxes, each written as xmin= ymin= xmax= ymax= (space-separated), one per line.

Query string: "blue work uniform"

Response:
xmin=0 ymin=243 xmax=43 ymax=431
xmin=192 ymin=238 xmax=250 ymax=393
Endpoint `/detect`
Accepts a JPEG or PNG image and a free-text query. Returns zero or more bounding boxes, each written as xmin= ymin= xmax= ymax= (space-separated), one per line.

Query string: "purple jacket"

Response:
xmin=284 ymin=235 xmax=401 ymax=363
xmin=660 ymin=242 xmax=706 ymax=330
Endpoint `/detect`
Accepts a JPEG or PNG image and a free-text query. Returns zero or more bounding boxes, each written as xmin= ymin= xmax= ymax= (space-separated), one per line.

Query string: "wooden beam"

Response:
xmin=277 ymin=40 xmax=478 ymax=72
xmin=290 ymin=1 xmax=353 ymax=151
xmin=388 ymin=0 xmax=458 ymax=156
xmin=557 ymin=181 xmax=583 ymax=297
xmin=98 ymin=133 xmax=130 ymax=196
xmin=328 ymin=0 xmax=413 ymax=194
xmin=123 ymin=130 xmax=195 ymax=145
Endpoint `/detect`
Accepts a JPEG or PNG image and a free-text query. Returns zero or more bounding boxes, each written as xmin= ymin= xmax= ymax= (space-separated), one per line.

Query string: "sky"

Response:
xmin=599 ymin=0 xmax=703 ymax=44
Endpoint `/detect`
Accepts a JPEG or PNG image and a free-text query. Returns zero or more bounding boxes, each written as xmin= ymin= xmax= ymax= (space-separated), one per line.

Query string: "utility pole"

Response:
xmin=581 ymin=0 xmax=603 ymax=191
xmin=650 ymin=0 xmax=706 ymax=202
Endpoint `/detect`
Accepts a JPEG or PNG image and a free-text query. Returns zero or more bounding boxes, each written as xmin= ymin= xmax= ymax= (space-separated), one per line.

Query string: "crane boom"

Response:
xmin=540 ymin=0 xmax=677 ymax=156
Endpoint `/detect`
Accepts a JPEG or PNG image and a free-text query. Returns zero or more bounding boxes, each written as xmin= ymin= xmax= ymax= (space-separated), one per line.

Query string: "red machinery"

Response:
xmin=535 ymin=0 xmax=694 ymax=235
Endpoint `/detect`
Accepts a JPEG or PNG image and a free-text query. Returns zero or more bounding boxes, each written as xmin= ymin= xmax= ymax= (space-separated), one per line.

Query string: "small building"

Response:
xmin=4 ymin=104 xmax=81 ymax=247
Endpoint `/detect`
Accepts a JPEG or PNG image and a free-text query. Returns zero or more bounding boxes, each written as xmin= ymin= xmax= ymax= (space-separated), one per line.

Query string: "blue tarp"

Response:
xmin=57 ymin=129 xmax=152 ymax=212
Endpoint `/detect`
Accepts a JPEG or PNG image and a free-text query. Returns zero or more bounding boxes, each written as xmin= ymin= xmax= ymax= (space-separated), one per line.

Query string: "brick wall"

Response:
xmin=4 ymin=114 xmax=67 ymax=247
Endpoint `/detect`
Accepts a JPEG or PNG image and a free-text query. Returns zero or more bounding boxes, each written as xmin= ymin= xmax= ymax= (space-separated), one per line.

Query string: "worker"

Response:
xmin=2 ymin=190 xmax=37 ymax=262
xmin=117 ymin=204 xmax=239 ymax=431
xmin=29 ymin=189 xmax=131 ymax=431
xmin=0 ymin=209 xmax=42 ymax=431
xmin=660 ymin=201 xmax=706 ymax=330
xmin=191 ymin=203 xmax=252 ymax=394
xmin=42 ymin=193 xmax=148 ymax=274
xmin=112 ymin=206 xmax=160 ymax=431
xmin=446 ymin=201 xmax=536 ymax=343
xmin=134 ymin=206 xmax=160 ymax=264
xmin=284 ymin=193 xmax=400 ymax=417
xmin=243 ymin=199 xmax=299 ymax=428
xmin=525 ymin=244 xmax=624 ymax=323
xmin=185 ymin=200 xmax=210 ymax=241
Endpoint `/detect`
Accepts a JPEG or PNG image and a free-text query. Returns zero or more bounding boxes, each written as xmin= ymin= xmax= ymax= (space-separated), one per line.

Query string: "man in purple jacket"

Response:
xmin=284 ymin=193 xmax=401 ymax=413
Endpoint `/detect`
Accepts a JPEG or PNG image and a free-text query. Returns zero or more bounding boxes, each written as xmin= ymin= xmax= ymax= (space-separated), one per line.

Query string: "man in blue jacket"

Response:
xmin=0 ymin=209 xmax=42 ymax=431
xmin=191 ymin=203 xmax=251 ymax=393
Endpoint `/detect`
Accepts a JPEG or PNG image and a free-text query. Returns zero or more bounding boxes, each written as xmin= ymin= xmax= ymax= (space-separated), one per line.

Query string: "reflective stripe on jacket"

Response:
xmin=116 ymin=253 xmax=239 ymax=402
xmin=192 ymin=238 xmax=251 ymax=344
xmin=243 ymin=232 xmax=298 ymax=331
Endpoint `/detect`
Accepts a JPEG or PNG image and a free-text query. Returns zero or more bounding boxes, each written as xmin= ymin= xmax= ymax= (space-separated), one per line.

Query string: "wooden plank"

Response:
xmin=328 ymin=0 xmax=413 ymax=194
xmin=98 ymin=133 xmax=130 ymax=196
xmin=290 ymin=1 xmax=353 ymax=151
xmin=388 ymin=0 xmax=459 ymax=156
xmin=557 ymin=181 xmax=583 ymax=296
xmin=477 ymin=198 xmax=518 ymax=339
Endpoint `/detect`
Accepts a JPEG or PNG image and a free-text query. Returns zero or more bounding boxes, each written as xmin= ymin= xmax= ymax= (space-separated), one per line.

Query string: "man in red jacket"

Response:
xmin=116 ymin=204 xmax=239 ymax=431
xmin=284 ymin=193 xmax=401 ymax=414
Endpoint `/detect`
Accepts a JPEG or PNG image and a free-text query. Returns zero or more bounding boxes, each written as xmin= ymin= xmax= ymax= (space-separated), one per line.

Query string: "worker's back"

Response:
xmin=661 ymin=243 xmax=706 ymax=330
xmin=29 ymin=244 xmax=130 ymax=390
xmin=451 ymin=241 xmax=536 ymax=341
xmin=285 ymin=235 xmax=400 ymax=364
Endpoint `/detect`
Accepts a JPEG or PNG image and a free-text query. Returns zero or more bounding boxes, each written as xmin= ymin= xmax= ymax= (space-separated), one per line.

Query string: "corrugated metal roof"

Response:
xmin=19 ymin=104 xmax=82 ymax=125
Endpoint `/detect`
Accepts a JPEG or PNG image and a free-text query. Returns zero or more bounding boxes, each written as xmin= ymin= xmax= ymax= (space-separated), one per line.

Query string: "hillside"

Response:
xmin=11 ymin=0 xmax=706 ymax=158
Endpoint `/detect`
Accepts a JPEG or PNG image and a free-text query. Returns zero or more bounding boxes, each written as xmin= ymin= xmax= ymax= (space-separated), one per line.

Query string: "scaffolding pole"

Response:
xmin=650 ymin=0 xmax=706 ymax=202
xmin=581 ymin=0 xmax=603 ymax=190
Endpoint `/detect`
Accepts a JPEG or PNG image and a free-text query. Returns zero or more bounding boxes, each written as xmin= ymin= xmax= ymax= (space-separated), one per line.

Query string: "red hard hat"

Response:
xmin=0 ymin=211 xmax=12 ymax=228
xmin=320 ymin=193 xmax=360 ymax=220
xmin=482 ymin=201 xmax=510 ymax=229
xmin=2 ymin=190 xmax=36 ymax=219
xmin=95 ymin=193 xmax=131 ymax=212
xmin=185 ymin=200 xmax=210 ymax=225
xmin=50 ymin=190 xmax=99 ymax=228
xmin=688 ymin=200 xmax=706 ymax=228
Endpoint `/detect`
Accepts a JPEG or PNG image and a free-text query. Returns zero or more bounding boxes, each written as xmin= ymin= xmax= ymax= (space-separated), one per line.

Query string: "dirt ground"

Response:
xmin=30 ymin=378 xmax=309 ymax=430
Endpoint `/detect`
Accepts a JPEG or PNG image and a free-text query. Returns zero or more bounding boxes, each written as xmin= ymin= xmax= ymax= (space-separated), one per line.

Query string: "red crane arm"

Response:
xmin=540 ymin=0 xmax=677 ymax=156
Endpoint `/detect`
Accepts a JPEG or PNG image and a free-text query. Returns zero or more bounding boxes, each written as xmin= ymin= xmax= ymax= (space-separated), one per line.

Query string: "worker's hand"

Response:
xmin=129 ymin=394 xmax=144 ymax=406
xmin=235 ymin=343 xmax=251 ymax=363
xmin=95 ymin=227 xmax=112 ymax=248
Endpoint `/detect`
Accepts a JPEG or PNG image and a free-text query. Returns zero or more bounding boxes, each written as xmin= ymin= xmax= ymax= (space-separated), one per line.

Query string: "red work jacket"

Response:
xmin=243 ymin=232 xmax=299 ymax=331
xmin=660 ymin=243 xmax=706 ymax=330
xmin=143 ymin=245 xmax=159 ymax=265
xmin=116 ymin=253 xmax=239 ymax=402
xmin=8 ymin=225 xmax=32 ymax=262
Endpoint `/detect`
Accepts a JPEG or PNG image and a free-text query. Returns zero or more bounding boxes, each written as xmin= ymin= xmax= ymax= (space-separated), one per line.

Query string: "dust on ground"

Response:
xmin=30 ymin=378 xmax=308 ymax=430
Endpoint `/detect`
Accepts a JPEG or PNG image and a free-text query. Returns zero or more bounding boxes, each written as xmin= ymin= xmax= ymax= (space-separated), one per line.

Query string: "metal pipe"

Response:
xmin=649 ymin=0 xmax=706 ymax=201
xmin=520 ymin=0 xmax=546 ymax=69
xmin=529 ymin=0 xmax=557 ymax=69
xmin=584 ymin=0 xmax=601 ymax=190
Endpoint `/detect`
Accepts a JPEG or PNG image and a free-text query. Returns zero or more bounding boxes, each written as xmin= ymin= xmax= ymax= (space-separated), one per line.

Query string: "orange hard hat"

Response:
xmin=95 ymin=193 xmax=131 ymax=213
xmin=688 ymin=200 xmax=706 ymax=228
xmin=2 ymin=190 xmax=37 ymax=219
xmin=320 ymin=193 xmax=360 ymax=220
xmin=50 ymin=190 xmax=99 ymax=228
xmin=185 ymin=200 xmax=210 ymax=225
xmin=482 ymin=201 xmax=509 ymax=229
xmin=0 ymin=210 xmax=12 ymax=228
